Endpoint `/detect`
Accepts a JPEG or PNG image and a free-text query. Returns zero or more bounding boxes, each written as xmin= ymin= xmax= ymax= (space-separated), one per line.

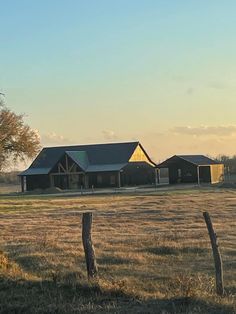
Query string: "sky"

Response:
xmin=1 ymin=0 xmax=236 ymax=167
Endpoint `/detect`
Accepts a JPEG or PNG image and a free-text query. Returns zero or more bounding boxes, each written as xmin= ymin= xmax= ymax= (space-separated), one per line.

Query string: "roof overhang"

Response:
xmin=157 ymin=155 xmax=222 ymax=168
xmin=86 ymin=163 xmax=127 ymax=173
xmin=19 ymin=168 xmax=51 ymax=176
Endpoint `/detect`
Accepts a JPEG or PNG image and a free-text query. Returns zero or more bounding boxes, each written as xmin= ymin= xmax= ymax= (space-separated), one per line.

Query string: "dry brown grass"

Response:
xmin=0 ymin=182 xmax=21 ymax=194
xmin=0 ymin=188 xmax=235 ymax=313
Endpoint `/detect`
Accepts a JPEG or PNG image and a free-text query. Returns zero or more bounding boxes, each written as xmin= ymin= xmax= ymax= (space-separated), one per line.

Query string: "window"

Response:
xmin=178 ymin=169 xmax=182 ymax=177
xmin=110 ymin=175 xmax=116 ymax=185
xmin=97 ymin=175 xmax=103 ymax=184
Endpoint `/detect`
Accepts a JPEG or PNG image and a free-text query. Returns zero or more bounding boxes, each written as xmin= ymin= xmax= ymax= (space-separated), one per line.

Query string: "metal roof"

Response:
xmin=19 ymin=168 xmax=51 ymax=176
xmin=86 ymin=163 xmax=127 ymax=173
xmin=177 ymin=155 xmax=220 ymax=165
xmin=157 ymin=155 xmax=221 ymax=168
xmin=66 ymin=151 xmax=89 ymax=171
xmin=20 ymin=142 xmax=140 ymax=176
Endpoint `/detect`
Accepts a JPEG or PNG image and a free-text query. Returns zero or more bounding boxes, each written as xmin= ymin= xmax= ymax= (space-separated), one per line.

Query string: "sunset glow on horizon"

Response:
xmin=1 ymin=1 xmax=236 ymax=167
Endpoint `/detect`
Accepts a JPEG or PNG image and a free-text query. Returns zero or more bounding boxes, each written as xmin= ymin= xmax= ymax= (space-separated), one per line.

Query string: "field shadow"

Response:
xmin=3 ymin=243 xmax=34 ymax=255
xmin=144 ymin=296 xmax=236 ymax=314
xmin=98 ymin=256 xmax=131 ymax=265
xmin=3 ymin=243 xmax=81 ymax=279
xmin=0 ymin=276 xmax=235 ymax=313
xmin=13 ymin=254 xmax=54 ymax=274
xmin=225 ymin=285 xmax=236 ymax=296
xmin=146 ymin=246 xmax=208 ymax=256
xmin=3 ymin=245 xmax=77 ymax=280
xmin=225 ymin=249 xmax=236 ymax=257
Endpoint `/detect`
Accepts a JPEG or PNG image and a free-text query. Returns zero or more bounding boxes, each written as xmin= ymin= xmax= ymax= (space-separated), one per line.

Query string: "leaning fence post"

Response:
xmin=82 ymin=212 xmax=98 ymax=279
xmin=203 ymin=211 xmax=224 ymax=296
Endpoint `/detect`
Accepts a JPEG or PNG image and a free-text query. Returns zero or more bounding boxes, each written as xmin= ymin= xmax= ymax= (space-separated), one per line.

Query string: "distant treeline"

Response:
xmin=0 ymin=172 xmax=20 ymax=185
xmin=215 ymin=155 xmax=236 ymax=174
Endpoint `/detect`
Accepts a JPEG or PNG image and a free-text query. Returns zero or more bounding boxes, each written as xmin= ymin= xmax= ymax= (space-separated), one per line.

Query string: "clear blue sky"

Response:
xmin=1 ymin=0 xmax=236 ymax=162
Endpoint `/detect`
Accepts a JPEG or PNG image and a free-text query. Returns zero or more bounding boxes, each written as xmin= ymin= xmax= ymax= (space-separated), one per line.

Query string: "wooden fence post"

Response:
xmin=82 ymin=212 xmax=98 ymax=279
xmin=203 ymin=211 xmax=224 ymax=296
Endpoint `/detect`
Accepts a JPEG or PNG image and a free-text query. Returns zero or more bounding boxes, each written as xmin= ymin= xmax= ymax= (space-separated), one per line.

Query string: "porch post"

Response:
xmin=20 ymin=176 xmax=25 ymax=193
xmin=155 ymin=168 xmax=160 ymax=185
xmin=197 ymin=166 xmax=200 ymax=185
xmin=117 ymin=171 xmax=121 ymax=188
xmin=84 ymin=174 xmax=89 ymax=189
xmin=49 ymin=174 xmax=54 ymax=187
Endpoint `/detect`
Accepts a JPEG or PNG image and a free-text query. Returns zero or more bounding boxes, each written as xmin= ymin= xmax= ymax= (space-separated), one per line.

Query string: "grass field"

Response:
xmin=0 ymin=183 xmax=21 ymax=194
xmin=0 ymin=188 xmax=235 ymax=313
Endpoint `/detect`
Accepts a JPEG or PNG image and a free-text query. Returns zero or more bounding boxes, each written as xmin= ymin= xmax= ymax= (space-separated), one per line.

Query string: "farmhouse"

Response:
xmin=157 ymin=155 xmax=224 ymax=184
xmin=19 ymin=142 xmax=157 ymax=192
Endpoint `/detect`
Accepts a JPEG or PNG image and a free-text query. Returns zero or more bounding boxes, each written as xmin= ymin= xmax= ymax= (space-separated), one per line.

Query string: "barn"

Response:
xmin=157 ymin=155 xmax=224 ymax=185
xmin=19 ymin=142 xmax=157 ymax=192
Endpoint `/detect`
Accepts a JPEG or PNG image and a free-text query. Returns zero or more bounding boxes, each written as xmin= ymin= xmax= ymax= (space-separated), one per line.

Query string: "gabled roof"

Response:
xmin=66 ymin=151 xmax=89 ymax=171
xmin=157 ymin=155 xmax=221 ymax=168
xmin=20 ymin=142 xmax=140 ymax=176
xmin=177 ymin=155 xmax=220 ymax=166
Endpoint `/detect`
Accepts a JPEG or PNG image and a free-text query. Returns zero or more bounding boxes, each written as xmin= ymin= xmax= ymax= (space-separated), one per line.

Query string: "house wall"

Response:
xmin=210 ymin=164 xmax=224 ymax=184
xmin=50 ymin=154 xmax=85 ymax=190
xmin=88 ymin=172 xmax=118 ymax=188
xmin=199 ymin=166 xmax=211 ymax=183
xmin=26 ymin=175 xmax=50 ymax=191
xmin=168 ymin=161 xmax=198 ymax=184
xmin=122 ymin=162 xmax=155 ymax=186
xmin=68 ymin=174 xmax=85 ymax=189
xmin=52 ymin=174 xmax=85 ymax=190
xmin=167 ymin=161 xmax=224 ymax=184
xmin=86 ymin=162 xmax=156 ymax=188
xmin=129 ymin=145 xmax=154 ymax=165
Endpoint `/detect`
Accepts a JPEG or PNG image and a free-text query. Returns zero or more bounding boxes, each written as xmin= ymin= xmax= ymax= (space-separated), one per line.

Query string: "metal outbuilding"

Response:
xmin=157 ymin=155 xmax=224 ymax=185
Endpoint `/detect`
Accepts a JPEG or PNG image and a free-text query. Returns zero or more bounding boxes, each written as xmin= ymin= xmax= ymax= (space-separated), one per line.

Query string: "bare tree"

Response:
xmin=0 ymin=100 xmax=41 ymax=170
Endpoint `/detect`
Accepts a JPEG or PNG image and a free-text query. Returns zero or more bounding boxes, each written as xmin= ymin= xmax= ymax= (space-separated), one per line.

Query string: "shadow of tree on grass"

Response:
xmin=1 ymin=247 xmax=235 ymax=314
xmin=0 ymin=276 xmax=235 ymax=314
